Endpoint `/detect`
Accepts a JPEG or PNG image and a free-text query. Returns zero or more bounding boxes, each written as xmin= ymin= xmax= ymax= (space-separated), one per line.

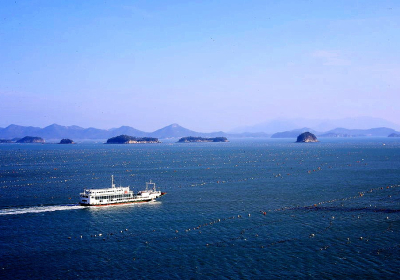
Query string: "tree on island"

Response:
xmin=59 ymin=139 xmax=75 ymax=144
xmin=296 ymin=132 xmax=318 ymax=143
xmin=106 ymin=135 xmax=160 ymax=144
xmin=178 ymin=136 xmax=228 ymax=143
xmin=16 ymin=136 xmax=45 ymax=143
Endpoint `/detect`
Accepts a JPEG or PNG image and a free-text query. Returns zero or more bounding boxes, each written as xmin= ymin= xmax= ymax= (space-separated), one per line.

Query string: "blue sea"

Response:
xmin=1 ymin=138 xmax=399 ymax=279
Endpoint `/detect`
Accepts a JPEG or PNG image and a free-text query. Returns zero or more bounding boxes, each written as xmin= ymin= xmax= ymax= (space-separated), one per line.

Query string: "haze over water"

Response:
xmin=1 ymin=138 xmax=399 ymax=279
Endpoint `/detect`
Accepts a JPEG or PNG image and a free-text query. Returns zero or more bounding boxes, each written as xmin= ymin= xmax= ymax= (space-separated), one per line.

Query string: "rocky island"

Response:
xmin=296 ymin=132 xmax=318 ymax=143
xmin=59 ymin=138 xmax=75 ymax=144
xmin=16 ymin=136 xmax=45 ymax=143
xmin=178 ymin=136 xmax=228 ymax=143
xmin=106 ymin=135 xmax=160 ymax=144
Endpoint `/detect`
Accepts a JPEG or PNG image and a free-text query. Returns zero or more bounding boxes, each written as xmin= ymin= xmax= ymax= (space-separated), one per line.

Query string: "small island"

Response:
xmin=296 ymin=132 xmax=318 ymax=143
xmin=178 ymin=136 xmax=228 ymax=143
xmin=16 ymin=136 xmax=45 ymax=143
xmin=106 ymin=135 xmax=160 ymax=144
xmin=0 ymin=139 xmax=13 ymax=143
xmin=59 ymin=138 xmax=75 ymax=144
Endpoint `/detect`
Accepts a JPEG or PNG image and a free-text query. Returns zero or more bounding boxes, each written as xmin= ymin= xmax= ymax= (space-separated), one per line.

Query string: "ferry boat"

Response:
xmin=79 ymin=176 xmax=165 ymax=206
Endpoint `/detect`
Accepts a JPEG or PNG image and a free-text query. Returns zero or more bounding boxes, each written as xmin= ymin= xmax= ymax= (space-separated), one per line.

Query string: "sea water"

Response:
xmin=0 ymin=138 xmax=399 ymax=279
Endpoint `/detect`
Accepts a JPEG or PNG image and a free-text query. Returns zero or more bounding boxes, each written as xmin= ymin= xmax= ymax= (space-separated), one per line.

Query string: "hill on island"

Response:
xmin=271 ymin=128 xmax=318 ymax=138
xmin=232 ymin=117 xmax=400 ymax=133
xmin=271 ymin=127 xmax=399 ymax=138
xmin=150 ymin=124 xmax=201 ymax=138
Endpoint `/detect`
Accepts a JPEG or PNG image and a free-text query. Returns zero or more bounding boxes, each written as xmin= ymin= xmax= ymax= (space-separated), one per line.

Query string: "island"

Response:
xmin=106 ymin=135 xmax=160 ymax=144
xmin=177 ymin=136 xmax=228 ymax=143
xmin=59 ymin=138 xmax=75 ymax=144
xmin=296 ymin=132 xmax=318 ymax=143
xmin=388 ymin=133 xmax=400 ymax=137
xmin=0 ymin=139 xmax=13 ymax=143
xmin=16 ymin=136 xmax=45 ymax=143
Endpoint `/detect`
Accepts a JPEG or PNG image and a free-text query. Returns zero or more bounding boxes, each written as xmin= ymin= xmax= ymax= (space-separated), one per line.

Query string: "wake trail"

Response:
xmin=0 ymin=204 xmax=84 ymax=216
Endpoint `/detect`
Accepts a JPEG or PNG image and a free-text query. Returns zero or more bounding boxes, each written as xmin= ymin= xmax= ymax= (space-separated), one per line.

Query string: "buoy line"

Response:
xmin=260 ymin=184 xmax=400 ymax=214
xmin=205 ymin=216 xmax=335 ymax=248
xmin=174 ymin=184 xmax=398 ymax=250
xmin=204 ymin=185 xmax=399 ymax=250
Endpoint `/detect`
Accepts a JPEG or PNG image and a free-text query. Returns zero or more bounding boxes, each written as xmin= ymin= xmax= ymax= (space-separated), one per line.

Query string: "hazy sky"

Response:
xmin=1 ymin=0 xmax=399 ymax=132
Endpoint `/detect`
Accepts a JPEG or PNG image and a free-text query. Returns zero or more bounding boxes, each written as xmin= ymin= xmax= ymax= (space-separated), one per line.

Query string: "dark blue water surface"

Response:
xmin=1 ymin=138 xmax=399 ymax=279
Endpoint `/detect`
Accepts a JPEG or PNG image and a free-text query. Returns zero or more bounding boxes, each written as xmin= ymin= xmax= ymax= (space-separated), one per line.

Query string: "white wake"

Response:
xmin=0 ymin=204 xmax=84 ymax=216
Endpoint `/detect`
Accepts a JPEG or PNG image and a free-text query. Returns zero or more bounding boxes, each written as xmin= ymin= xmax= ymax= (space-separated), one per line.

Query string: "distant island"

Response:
xmin=178 ymin=136 xmax=228 ymax=143
xmin=59 ymin=138 xmax=75 ymax=144
xmin=296 ymin=132 xmax=318 ymax=143
xmin=106 ymin=135 xmax=160 ymax=144
xmin=388 ymin=133 xmax=400 ymax=137
xmin=16 ymin=136 xmax=45 ymax=143
xmin=0 ymin=139 xmax=13 ymax=143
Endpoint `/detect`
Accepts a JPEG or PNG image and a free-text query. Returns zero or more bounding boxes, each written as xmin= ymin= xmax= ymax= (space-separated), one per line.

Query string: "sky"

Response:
xmin=0 ymin=0 xmax=399 ymax=132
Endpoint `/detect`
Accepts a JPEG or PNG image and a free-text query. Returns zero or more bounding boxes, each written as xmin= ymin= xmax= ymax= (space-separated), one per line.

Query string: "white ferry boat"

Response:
xmin=79 ymin=176 xmax=165 ymax=206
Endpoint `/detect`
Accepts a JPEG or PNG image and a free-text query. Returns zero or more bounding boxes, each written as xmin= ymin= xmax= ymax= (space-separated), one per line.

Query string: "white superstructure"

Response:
xmin=79 ymin=176 xmax=165 ymax=206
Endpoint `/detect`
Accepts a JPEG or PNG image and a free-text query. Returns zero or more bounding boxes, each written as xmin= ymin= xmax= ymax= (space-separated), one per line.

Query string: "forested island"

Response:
xmin=106 ymin=135 xmax=160 ymax=144
xmin=177 ymin=136 xmax=228 ymax=143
